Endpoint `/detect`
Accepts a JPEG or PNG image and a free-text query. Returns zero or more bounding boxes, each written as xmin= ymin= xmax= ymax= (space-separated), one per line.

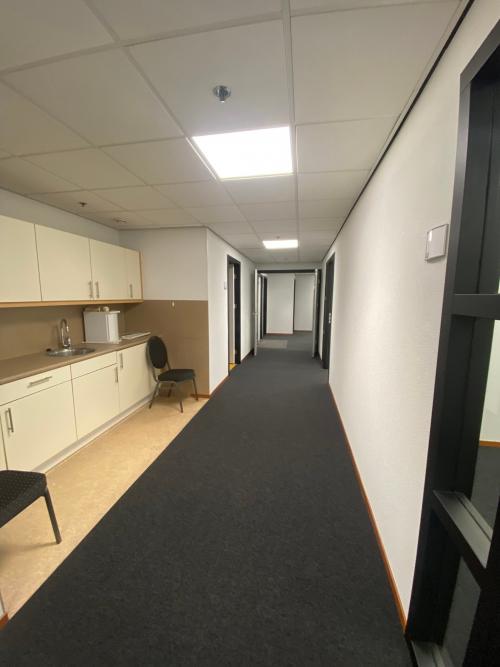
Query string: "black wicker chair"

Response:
xmin=0 ymin=470 xmax=61 ymax=544
xmin=147 ymin=335 xmax=198 ymax=413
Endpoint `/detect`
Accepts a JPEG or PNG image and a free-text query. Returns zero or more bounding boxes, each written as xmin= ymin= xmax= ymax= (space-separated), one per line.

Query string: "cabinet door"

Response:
xmin=118 ymin=343 xmax=153 ymax=412
xmin=124 ymin=248 xmax=142 ymax=300
xmin=36 ymin=225 xmax=93 ymax=301
xmin=0 ymin=215 xmax=41 ymax=302
xmin=72 ymin=364 xmax=120 ymax=439
xmin=90 ymin=240 xmax=127 ymax=300
xmin=1 ymin=382 xmax=76 ymax=471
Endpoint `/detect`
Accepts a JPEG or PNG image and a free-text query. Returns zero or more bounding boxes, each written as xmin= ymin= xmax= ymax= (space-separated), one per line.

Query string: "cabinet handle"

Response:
xmin=89 ymin=281 xmax=94 ymax=299
xmin=129 ymin=283 xmax=133 ymax=298
xmin=119 ymin=353 xmax=123 ymax=369
xmin=5 ymin=408 xmax=14 ymax=434
xmin=95 ymin=281 xmax=100 ymax=299
xmin=28 ymin=376 xmax=52 ymax=387
xmin=114 ymin=367 xmax=119 ymax=383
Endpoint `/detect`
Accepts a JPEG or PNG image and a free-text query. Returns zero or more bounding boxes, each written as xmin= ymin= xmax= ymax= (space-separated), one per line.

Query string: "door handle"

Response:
xmin=5 ymin=408 xmax=14 ymax=434
xmin=119 ymin=353 xmax=123 ymax=369
xmin=114 ymin=367 xmax=119 ymax=383
xmin=95 ymin=281 xmax=100 ymax=299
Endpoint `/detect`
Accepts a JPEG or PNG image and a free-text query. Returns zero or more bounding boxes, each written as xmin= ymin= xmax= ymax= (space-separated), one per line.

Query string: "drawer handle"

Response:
xmin=28 ymin=376 xmax=52 ymax=387
xmin=119 ymin=352 xmax=123 ymax=369
xmin=5 ymin=408 xmax=14 ymax=434
xmin=114 ymin=367 xmax=119 ymax=383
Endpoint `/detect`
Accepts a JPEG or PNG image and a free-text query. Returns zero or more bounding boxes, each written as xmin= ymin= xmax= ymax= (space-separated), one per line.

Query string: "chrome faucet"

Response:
xmin=60 ymin=319 xmax=72 ymax=349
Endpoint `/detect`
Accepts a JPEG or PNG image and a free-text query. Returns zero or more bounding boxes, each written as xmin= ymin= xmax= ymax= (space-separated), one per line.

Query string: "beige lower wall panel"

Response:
xmin=123 ymin=300 xmax=210 ymax=395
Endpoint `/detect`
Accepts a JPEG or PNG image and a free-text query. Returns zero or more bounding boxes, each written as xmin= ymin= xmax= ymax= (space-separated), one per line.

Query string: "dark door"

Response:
xmin=227 ymin=257 xmax=241 ymax=364
xmin=322 ymin=256 xmax=335 ymax=369
xmin=407 ymin=34 xmax=500 ymax=666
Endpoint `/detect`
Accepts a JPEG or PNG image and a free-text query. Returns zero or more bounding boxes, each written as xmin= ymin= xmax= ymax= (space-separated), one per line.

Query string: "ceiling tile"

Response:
xmin=93 ymin=0 xmax=281 ymax=40
xmin=224 ymin=175 xmax=295 ymax=204
xmin=244 ymin=249 xmax=273 ymax=262
xmin=130 ymin=21 xmax=289 ymax=135
xmin=91 ymin=210 xmax=154 ymax=229
xmin=299 ymin=230 xmax=337 ymax=245
xmin=0 ymin=82 xmax=88 ymax=156
xmin=298 ymin=198 xmax=352 ymax=219
xmin=0 ymin=157 xmax=78 ymax=193
xmin=297 ymin=118 xmax=395 ymax=172
xmin=6 ymin=50 xmax=181 ymax=145
xmin=95 ymin=186 xmax=175 ymax=210
xmin=299 ymin=218 xmax=343 ymax=231
xmin=270 ymin=250 xmax=299 ymax=263
xmin=208 ymin=222 xmax=254 ymax=236
xmin=0 ymin=0 xmax=112 ymax=70
xmin=298 ymin=170 xmax=368 ymax=200
xmin=138 ymin=208 xmax=199 ymax=226
xmin=27 ymin=149 xmax=142 ymax=189
xmin=292 ymin=3 xmax=458 ymax=123
xmin=252 ymin=220 xmax=298 ymax=235
xmin=187 ymin=205 xmax=245 ymax=224
xmin=239 ymin=201 xmax=296 ymax=221
xmin=298 ymin=247 xmax=326 ymax=262
xmin=291 ymin=1 xmax=454 ymax=15
xmin=105 ymin=139 xmax=213 ymax=184
xmin=31 ymin=190 xmax=118 ymax=213
xmin=157 ymin=181 xmax=231 ymax=207
xmin=0 ymin=151 xmax=10 ymax=159
xmin=218 ymin=233 xmax=262 ymax=249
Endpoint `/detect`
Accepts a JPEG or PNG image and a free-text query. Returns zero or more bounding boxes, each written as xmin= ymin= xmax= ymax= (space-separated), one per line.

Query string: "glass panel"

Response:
xmin=441 ymin=559 xmax=480 ymax=666
xmin=472 ymin=320 xmax=500 ymax=528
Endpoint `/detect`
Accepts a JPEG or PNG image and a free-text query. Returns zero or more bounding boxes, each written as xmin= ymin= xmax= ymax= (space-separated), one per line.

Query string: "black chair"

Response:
xmin=147 ymin=335 xmax=198 ymax=413
xmin=0 ymin=470 xmax=61 ymax=544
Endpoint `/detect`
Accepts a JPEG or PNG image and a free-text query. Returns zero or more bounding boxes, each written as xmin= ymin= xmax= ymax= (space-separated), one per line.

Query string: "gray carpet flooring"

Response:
xmin=0 ymin=342 xmax=411 ymax=666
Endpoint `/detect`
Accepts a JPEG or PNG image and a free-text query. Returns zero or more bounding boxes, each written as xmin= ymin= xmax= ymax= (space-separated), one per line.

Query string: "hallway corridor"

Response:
xmin=1 ymin=346 xmax=411 ymax=665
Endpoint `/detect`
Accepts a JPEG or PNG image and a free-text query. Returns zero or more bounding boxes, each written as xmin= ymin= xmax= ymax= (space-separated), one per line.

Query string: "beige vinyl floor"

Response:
xmin=0 ymin=391 xmax=207 ymax=617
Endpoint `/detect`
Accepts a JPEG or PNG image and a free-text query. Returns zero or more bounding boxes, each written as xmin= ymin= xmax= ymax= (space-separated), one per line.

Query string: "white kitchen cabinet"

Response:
xmin=72 ymin=363 xmax=120 ymax=439
xmin=36 ymin=225 xmax=93 ymax=301
xmin=124 ymin=248 xmax=142 ymax=300
xmin=0 ymin=215 xmax=41 ymax=303
xmin=1 ymin=381 xmax=76 ymax=471
xmin=118 ymin=343 xmax=153 ymax=412
xmin=90 ymin=239 xmax=128 ymax=301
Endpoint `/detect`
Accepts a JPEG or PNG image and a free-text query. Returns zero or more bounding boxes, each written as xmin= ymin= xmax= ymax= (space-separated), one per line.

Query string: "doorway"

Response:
xmin=227 ymin=256 xmax=241 ymax=370
xmin=406 ymin=28 xmax=500 ymax=666
xmin=322 ymin=256 xmax=335 ymax=370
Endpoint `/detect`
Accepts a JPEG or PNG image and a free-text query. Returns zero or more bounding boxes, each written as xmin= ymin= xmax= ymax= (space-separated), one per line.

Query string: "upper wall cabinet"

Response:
xmin=0 ymin=215 xmax=41 ymax=303
xmin=90 ymin=239 xmax=128 ymax=301
xmin=36 ymin=225 xmax=93 ymax=301
xmin=124 ymin=248 xmax=142 ymax=300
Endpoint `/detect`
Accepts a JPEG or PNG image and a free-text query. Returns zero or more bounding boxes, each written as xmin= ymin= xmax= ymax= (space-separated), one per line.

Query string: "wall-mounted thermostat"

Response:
xmin=425 ymin=224 xmax=449 ymax=261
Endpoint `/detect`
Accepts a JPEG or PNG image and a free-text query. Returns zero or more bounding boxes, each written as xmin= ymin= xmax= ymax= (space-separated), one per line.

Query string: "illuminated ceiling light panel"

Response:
xmin=192 ymin=126 xmax=293 ymax=179
xmin=262 ymin=239 xmax=298 ymax=250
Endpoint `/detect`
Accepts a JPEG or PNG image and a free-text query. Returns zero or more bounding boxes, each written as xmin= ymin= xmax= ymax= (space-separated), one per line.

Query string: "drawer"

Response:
xmin=70 ymin=351 xmax=117 ymax=379
xmin=0 ymin=365 xmax=71 ymax=406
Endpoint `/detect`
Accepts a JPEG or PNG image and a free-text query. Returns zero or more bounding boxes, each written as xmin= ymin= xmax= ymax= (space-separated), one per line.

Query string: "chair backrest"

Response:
xmin=147 ymin=336 xmax=170 ymax=371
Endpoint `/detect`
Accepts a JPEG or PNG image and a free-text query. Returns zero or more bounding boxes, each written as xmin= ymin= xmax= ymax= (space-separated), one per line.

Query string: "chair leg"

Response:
xmin=44 ymin=490 xmax=62 ymax=544
xmin=193 ymin=377 xmax=199 ymax=401
xmin=149 ymin=381 xmax=160 ymax=409
xmin=175 ymin=384 xmax=183 ymax=413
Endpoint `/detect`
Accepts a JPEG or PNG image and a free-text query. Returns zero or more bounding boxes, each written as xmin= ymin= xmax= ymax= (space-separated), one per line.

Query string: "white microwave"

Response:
xmin=83 ymin=310 xmax=120 ymax=343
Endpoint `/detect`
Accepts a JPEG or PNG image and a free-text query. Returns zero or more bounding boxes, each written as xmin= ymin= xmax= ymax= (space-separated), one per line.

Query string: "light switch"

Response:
xmin=426 ymin=224 xmax=449 ymax=261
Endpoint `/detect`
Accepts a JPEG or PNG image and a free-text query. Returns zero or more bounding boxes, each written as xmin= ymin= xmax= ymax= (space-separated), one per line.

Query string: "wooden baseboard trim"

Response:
xmin=327 ymin=385 xmax=407 ymax=630
xmin=480 ymin=439 xmax=500 ymax=448
xmin=0 ymin=613 xmax=9 ymax=629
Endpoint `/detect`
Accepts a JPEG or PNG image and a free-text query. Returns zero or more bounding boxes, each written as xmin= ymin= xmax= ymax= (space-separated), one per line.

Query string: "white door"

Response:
xmin=118 ymin=343 xmax=153 ymax=412
xmin=0 ymin=215 xmax=41 ymax=303
xmin=73 ymin=364 xmax=120 ymax=439
xmin=36 ymin=225 xmax=93 ymax=301
xmin=1 ymin=382 xmax=76 ymax=471
xmin=90 ymin=240 xmax=127 ymax=301
xmin=124 ymin=248 xmax=142 ymax=300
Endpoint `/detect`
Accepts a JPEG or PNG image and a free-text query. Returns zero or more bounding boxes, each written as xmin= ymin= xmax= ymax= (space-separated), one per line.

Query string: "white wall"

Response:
xmin=294 ymin=274 xmax=315 ymax=331
xmin=320 ymin=0 xmax=500 ymax=615
xmin=257 ymin=262 xmax=320 ymax=270
xmin=0 ymin=188 xmax=119 ymax=244
xmin=207 ymin=230 xmax=255 ymax=392
xmin=267 ymin=274 xmax=295 ymax=334
xmin=120 ymin=227 xmax=208 ymax=300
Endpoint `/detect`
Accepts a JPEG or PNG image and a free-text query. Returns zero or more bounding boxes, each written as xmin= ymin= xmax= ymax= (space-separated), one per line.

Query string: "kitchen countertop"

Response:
xmin=0 ymin=335 xmax=151 ymax=386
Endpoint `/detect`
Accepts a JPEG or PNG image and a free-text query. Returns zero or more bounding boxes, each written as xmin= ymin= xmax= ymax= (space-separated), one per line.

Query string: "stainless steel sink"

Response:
xmin=46 ymin=346 xmax=96 ymax=357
